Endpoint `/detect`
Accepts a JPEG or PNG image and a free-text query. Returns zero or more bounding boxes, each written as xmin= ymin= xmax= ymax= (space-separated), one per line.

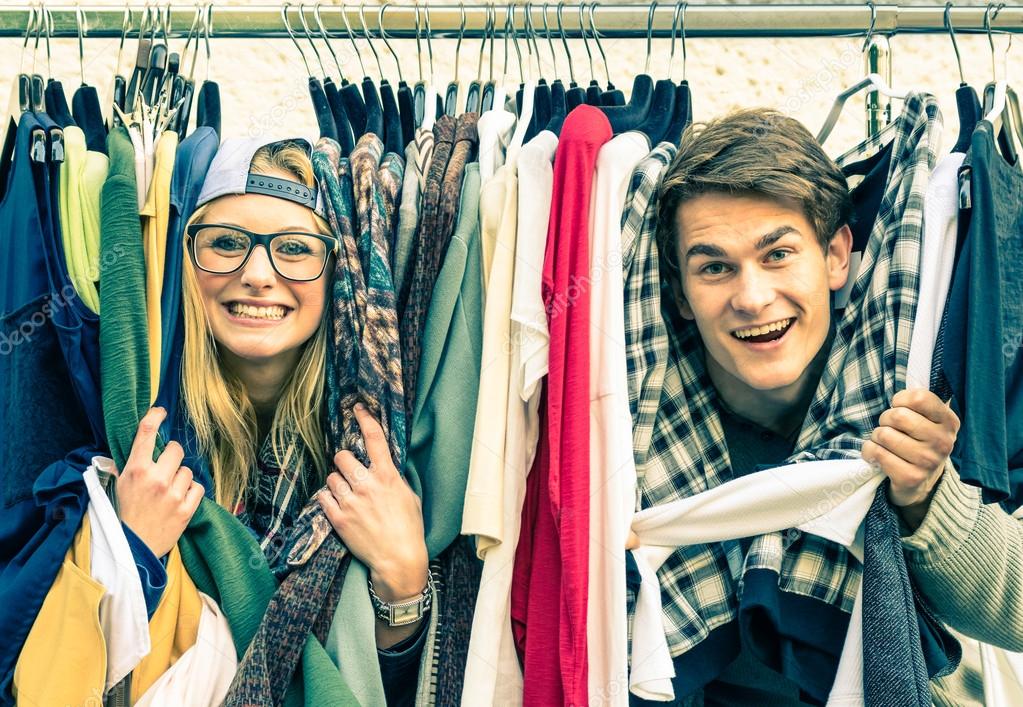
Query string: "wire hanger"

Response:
xmin=816 ymin=2 xmax=909 ymax=146
xmin=282 ymin=2 xmax=337 ymax=141
xmin=380 ymin=3 xmax=414 ymax=148
xmin=361 ymin=2 xmax=401 ymax=151
xmin=589 ymin=2 xmax=620 ymax=102
xmin=523 ymin=1 xmax=551 ymax=138
xmin=465 ymin=2 xmax=488 ymax=112
xmin=421 ymin=2 xmax=438 ymax=130
xmin=445 ymin=3 xmax=467 ymax=116
xmin=557 ymin=1 xmax=585 ymax=109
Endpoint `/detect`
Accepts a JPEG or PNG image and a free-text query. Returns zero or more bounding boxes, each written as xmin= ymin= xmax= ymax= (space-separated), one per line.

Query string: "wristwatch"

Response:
xmin=368 ymin=569 xmax=434 ymax=627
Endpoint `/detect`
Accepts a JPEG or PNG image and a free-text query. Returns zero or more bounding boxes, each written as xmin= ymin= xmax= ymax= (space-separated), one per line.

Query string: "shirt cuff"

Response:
xmin=901 ymin=461 xmax=983 ymax=566
xmin=122 ymin=522 xmax=168 ymax=618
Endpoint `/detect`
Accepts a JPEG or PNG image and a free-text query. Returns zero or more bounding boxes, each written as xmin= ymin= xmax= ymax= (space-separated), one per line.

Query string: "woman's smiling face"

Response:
xmin=192 ymin=169 xmax=331 ymax=367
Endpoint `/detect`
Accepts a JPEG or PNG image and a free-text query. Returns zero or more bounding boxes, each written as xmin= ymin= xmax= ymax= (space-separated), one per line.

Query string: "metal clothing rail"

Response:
xmin=0 ymin=4 xmax=1020 ymax=40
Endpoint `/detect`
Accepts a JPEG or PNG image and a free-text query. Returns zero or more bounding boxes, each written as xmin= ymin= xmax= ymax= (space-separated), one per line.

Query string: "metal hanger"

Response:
xmin=945 ymin=2 xmax=980 ymax=153
xmin=663 ymin=0 xmax=694 ymax=144
xmin=344 ymin=3 xmax=383 ymax=137
xmin=465 ymin=2 xmax=489 ymax=112
xmin=479 ymin=4 xmax=498 ymax=112
xmin=445 ymin=4 xmax=467 ymax=116
xmin=557 ymin=1 xmax=585 ymax=109
xmin=578 ymin=1 xmax=602 ymax=104
xmin=598 ymin=1 xmax=657 ymax=134
xmin=380 ymin=3 xmax=414 ymax=147
xmin=542 ymin=1 xmax=568 ymax=133
xmin=362 ymin=2 xmax=401 ymax=151
xmin=421 ymin=3 xmax=439 ymax=129
xmin=589 ymin=2 xmax=621 ymax=103
xmin=817 ymin=2 xmax=909 ymax=146
xmin=282 ymin=2 xmax=337 ymax=141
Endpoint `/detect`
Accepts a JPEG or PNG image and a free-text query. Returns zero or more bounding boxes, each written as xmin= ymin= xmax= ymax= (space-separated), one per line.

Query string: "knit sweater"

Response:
xmin=903 ymin=465 xmax=1023 ymax=704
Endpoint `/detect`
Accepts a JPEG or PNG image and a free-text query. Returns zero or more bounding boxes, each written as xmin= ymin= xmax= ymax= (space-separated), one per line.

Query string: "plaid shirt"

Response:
xmin=630 ymin=94 xmax=941 ymax=659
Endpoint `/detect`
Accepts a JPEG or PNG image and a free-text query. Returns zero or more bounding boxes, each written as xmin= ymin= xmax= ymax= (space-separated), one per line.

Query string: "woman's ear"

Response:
xmin=826 ymin=224 xmax=854 ymax=293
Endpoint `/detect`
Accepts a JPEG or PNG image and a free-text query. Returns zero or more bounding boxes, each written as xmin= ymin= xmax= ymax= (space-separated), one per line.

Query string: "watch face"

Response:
xmin=391 ymin=603 xmax=422 ymax=625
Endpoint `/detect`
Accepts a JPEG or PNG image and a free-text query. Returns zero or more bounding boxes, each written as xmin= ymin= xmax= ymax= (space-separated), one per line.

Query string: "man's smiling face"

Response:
xmin=672 ymin=191 xmax=853 ymax=404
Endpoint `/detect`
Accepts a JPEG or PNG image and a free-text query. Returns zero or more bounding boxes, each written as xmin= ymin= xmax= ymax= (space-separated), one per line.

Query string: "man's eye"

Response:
xmin=767 ymin=249 xmax=790 ymax=262
xmin=700 ymin=262 xmax=729 ymax=275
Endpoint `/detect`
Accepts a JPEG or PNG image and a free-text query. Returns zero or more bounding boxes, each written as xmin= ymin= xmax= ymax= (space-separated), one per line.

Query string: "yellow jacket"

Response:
xmin=14 ymin=514 xmax=201 ymax=705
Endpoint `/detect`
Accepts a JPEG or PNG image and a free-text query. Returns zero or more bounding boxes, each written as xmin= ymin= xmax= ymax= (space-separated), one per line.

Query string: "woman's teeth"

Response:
xmin=228 ymin=303 xmax=288 ymax=321
xmin=733 ymin=318 xmax=794 ymax=340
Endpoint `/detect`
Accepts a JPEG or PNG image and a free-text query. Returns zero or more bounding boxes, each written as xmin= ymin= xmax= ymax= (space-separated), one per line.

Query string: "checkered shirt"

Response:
xmin=629 ymin=94 xmax=942 ymax=658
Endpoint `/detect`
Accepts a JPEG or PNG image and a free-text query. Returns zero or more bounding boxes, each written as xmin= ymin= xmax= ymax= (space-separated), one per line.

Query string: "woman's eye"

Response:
xmin=275 ymin=239 xmax=314 ymax=257
xmin=211 ymin=236 xmax=248 ymax=251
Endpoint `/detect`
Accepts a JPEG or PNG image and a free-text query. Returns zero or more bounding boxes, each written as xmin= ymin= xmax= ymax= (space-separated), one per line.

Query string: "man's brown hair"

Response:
xmin=655 ymin=108 xmax=852 ymax=289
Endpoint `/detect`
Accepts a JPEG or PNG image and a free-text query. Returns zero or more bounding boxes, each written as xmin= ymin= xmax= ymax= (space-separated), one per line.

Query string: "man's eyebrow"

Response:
xmin=684 ymin=243 xmax=727 ymax=262
xmin=754 ymin=225 xmax=799 ymax=251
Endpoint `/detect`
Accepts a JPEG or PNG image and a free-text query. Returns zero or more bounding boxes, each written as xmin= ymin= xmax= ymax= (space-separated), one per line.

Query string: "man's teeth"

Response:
xmin=228 ymin=303 xmax=288 ymax=320
xmin=733 ymin=318 xmax=794 ymax=340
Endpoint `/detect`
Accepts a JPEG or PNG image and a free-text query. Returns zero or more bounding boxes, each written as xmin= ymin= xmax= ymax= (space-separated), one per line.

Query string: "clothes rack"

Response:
xmin=0 ymin=4 xmax=1020 ymax=40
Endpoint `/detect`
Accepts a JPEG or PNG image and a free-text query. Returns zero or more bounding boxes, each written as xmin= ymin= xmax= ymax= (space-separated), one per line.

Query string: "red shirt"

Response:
xmin=511 ymin=106 xmax=613 ymax=707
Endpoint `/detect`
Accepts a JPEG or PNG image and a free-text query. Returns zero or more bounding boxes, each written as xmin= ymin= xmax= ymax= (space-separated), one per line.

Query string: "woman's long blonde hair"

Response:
xmin=181 ymin=142 xmax=331 ymax=510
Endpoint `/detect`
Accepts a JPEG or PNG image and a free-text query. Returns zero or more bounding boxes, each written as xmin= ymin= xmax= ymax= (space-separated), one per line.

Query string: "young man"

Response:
xmin=634 ymin=108 xmax=962 ymax=705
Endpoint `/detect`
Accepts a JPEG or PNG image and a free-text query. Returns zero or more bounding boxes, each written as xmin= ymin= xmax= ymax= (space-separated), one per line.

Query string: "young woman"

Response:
xmin=116 ymin=138 xmax=430 ymax=702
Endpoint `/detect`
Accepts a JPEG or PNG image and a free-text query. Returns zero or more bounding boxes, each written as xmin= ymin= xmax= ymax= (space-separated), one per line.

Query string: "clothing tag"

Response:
xmin=958 ymin=170 xmax=972 ymax=210
xmin=49 ymin=128 xmax=64 ymax=164
xmin=29 ymin=128 xmax=46 ymax=162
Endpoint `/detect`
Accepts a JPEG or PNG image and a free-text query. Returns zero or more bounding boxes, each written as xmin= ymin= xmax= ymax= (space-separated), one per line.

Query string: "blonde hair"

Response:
xmin=181 ymin=142 xmax=332 ymax=510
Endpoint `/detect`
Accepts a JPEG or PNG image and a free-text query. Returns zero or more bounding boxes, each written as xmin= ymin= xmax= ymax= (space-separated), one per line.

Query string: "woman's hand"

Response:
xmin=116 ymin=407 xmax=205 ymax=558
xmin=862 ymin=389 xmax=961 ymax=530
xmin=318 ymin=403 xmax=429 ymax=602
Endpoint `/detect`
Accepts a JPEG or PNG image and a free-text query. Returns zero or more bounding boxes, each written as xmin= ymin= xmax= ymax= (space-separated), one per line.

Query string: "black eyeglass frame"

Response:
xmin=186 ymin=223 xmax=339 ymax=282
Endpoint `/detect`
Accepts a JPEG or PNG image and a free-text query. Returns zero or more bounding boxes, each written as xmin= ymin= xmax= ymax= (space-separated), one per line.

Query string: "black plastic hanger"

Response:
xmin=70 ymin=7 xmax=106 ymax=151
xmin=586 ymin=4 xmax=624 ymax=105
xmin=375 ymin=5 xmax=409 ymax=150
xmin=599 ymin=4 xmax=659 ymax=134
xmin=478 ymin=5 xmax=498 ymax=113
xmin=283 ymin=4 xmax=336 ymax=142
xmin=577 ymin=3 xmax=603 ymax=106
xmin=465 ymin=4 xmax=492 ymax=113
xmin=942 ymin=4 xmax=979 ymax=154
xmin=45 ymin=81 xmax=75 ymax=129
xmin=342 ymin=5 xmax=382 ymax=139
xmin=555 ymin=3 xmax=586 ymax=110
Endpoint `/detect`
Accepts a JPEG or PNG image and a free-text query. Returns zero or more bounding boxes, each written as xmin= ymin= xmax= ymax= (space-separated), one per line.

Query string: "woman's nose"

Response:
xmin=239 ymin=245 xmax=277 ymax=289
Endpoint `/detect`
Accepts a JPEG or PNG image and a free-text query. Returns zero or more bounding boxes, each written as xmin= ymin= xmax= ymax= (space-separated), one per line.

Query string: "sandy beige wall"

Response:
xmin=0 ymin=1 xmax=1012 ymax=153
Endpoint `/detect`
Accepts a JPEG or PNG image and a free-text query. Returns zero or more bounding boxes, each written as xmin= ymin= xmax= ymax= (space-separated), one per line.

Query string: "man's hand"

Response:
xmin=116 ymin=407 xmax=204 ymax=557
xmin=862 ymin=389 xmax=960 ymax=529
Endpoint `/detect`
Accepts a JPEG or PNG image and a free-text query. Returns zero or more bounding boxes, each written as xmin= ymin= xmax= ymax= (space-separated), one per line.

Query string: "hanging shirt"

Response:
xmin=512 ymin=104 xmax=612 ymax=707
xmin=393 ymin=128 xmax=434 ymax=296
xmin=476 ymin=107 xmax=516 ymax=186
xmin=140 ymin=130 xmax=178 ymax=405
xmin=58 ymin=125 xmax=108 ymax=313
xmin=906 ymin=152 xmax=966 ymax=389
xmin=586 ymin=130 xmax=650 ymax=706
xmin=933 ymin=121 xmax=1023 ymax=506
xmin=408 ymin=163 xmax=484 ymax=557
xmin=461 ymin=130 xmax=558 ymax=707
xmin=462 ymin=148 xmax=521 ymax=554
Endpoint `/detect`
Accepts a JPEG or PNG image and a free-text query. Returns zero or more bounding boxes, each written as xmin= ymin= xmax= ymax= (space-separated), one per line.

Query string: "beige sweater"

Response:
xmin=903 ymin=465 xmax=1023 ymax=704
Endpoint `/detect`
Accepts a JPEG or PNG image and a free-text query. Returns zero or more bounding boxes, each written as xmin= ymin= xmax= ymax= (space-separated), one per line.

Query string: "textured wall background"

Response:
xmin=0 ymin=1 xmax=1012 ymax=154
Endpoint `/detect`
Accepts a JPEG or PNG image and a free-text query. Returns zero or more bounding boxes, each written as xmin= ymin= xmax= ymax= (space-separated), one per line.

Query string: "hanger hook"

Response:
xmin=359 ymin=3 xmax=384 ymax=79
xmin=76 ymin=4 xmax=88 ymax=85
xmin=506 ymin=4 xmax=524 ymax=83
xmin=525 ymin=3 xmax=540 ymax=79
xmin=181 ymin=4 xmax=202 ymax=82
xmin=160 ymin=4 xmax=172 ymax=49
xmin=202 ymin=3 xmax=213 ymax=83
xmin=475 ymin=2 xmax=489 ymax=82
xmin=943 ymin=3 xmax=965 ymax=85
xmin=578 ymin=1 xmax=594 ymax=81
xmin=589 ymin=3 xmax=610 ymax=87
xmin=541 ymin=3 xmax=559 ymax=80
xmin=673 ymin=1 xmax=688 ymax=82
xmin=452 ymin=2 xmax=466 ymax=83
xmin=646 ymin=1 xmax=657 ymax=76
xmin=42 ymin=6 xmax=54 ymax=79
xmin=557 ymin=1 xmax=576 ymax=84
xmin=378 ymin=4 xmax=402 ymax=83
xmin=314 ymin=3 xmax=345 ymax=80
xmin=861 ymin=1 xmax=877 ymax=53
xmin=423 ymin=3 xmax=435 ymax=82
xmin=281 ymin=3 xmax=313 ymax=77
xmin=413 ymin=3 xmax=423 ymax=83
xmin=115 ymin=4 xmax=132 ymax=75
xmin=20 ymin=5 xmax=37 ymax=76
xmin=339 ymin=4 xmax=368 ymax=78
xmin=297 ymin=4 xmax=328 ymax=77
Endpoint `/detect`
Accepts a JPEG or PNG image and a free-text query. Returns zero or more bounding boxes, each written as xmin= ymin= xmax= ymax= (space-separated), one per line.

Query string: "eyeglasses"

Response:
xmin=186 ymin=223 xmax=338 ymax=282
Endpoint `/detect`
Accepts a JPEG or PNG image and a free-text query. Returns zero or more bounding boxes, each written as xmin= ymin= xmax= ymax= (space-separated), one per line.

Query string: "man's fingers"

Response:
xmin=862 ymin=440 xmax=931 ymax=496
xmin=126 ymin=407 xmax=166 ymax=473
xmin=877 ymin=405 xmax=937 ymax=443
xmin=352 ymin=403 xmax=394 ymax=473
xmin=155 ymin=441 xmax=186 ymax=483
xmin=869 ymin=426 xmax=945 ymax=470
xmin=891 ymin=389 xmax=957 ymax=427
